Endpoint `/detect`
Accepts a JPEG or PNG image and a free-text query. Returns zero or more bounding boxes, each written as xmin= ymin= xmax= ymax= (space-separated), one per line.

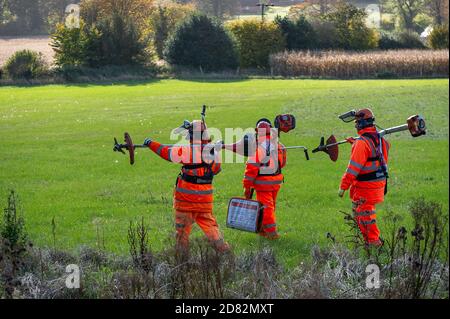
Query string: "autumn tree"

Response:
xmin=80 ymin=0 xmax=155 ymax=28
xmin=288 ymin=0 xmax=341 ymax=20
xmin=391 ymin=0 xmax=425 ymax=30
xmin=426 ymin=0 xmax=449 ymax=25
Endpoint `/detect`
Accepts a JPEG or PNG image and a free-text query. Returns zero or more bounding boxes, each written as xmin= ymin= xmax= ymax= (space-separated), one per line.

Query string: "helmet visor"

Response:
xmin=338 ymin=110 xmax=357 ymax=123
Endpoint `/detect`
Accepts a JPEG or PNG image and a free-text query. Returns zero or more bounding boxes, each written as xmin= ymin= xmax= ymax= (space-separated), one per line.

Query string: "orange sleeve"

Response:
xmin=339 ymin=139 xmax=370 ymax=190
xmin=148 ymin=141 xmax=174 ymax=163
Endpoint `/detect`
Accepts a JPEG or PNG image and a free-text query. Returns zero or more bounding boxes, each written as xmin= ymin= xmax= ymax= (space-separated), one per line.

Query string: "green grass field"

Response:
xmin=0 ymin=79 xmax=448 ymax=267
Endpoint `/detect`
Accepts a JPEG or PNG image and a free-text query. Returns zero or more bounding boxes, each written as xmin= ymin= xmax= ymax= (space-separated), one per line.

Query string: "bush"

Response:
xmin=164 ymin=14 xmax=239 ymax=71
xmin=95 ymin=12 xmax=148 ymax=66
xmin=51 ymin=20 xmax=102 ymax=68
xmin=1 ymin=191 xmax=27 ymax=247
xmin=275 ymin=15 xmax=317 ymax=50
xmin=310 ymin=20 xmax=340 ymax=49
xmin=429 ymin=25 xmax=449 ymax=49
xmin=3 ymin=50 xmax=48 ymax=80
xmin=1 ymin=190 xmax=30 ymax=298
xmin=396 ymin=30 xmax=426 ymax=49
xmin=227 ymin=19 xmax=285 ymax=69
xmin=378 ymin=32 xmax=405 ymax=49
xmin=378 ymin=30 xmax=426 ymax=49
xmin=52 ymin=13 xmax=148 ymax=68
xmin=324 ymin=3 xmax=378 ymax=50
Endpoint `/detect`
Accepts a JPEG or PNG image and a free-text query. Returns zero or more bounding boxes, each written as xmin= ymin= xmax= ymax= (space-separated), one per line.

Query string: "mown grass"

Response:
xmin=0 ymin=78 xmax=448 ymax=267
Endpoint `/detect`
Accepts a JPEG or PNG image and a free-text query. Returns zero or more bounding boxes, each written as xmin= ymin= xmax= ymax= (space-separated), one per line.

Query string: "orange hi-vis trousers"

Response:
xmin=350 ymin=186 xmax=384 ymax=244
xmin=256 ymin=189 xmax=279 ymax=235
xmin=175 ymin=210 xmax=227 ymax=251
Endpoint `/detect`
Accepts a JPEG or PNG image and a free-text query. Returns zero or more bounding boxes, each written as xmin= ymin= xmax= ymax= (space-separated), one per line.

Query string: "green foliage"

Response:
xmin=378 ymin=31 xmax=405 ymax=49
xmin=51 ymin=20 xmax=102 ymax=67
xmin=3 ymin=49 xmax=48 ymax=80
xmin=379 ymin=30 xmax=426 ymax=49
xmin=429 ymin=25 xmax=449 ymax=49
xmin=1 ymin=191 xmax=27 ymax=247
xmin=0 ymin=190 xmax=29 ymax=299
xmin=380 ymin=15 xmax=396 ymax=31
xmin=275 ymin=15 xmax=317 ymax=50
xmin=414 ymin=12 xmax=434 ymax=31
xmin=165 ymin=14 xmax=239 ymax=71
xmin=148 ymin=2 xmax=195 ymax=59
xmin=227 ymin=19 xmax=286 ymax=69
xmin=396 ymin=29 xmax=426 ymax=48
xmin=392 ymin=0 xmax=426 ymax=31
xmin=95 ymin=12 xmax=148 ymax=66
xmin=51 ymin=14 xmax=147 ymax=68
xmin=0 ymin=0 xmax=73 ymax=36
xmin=0 ymin=0 xmax=42 ymax=35
xmin=310 ymin=20 xmax=340 ymax=49
xmin=324 ymin=3 xmax=378 ymax=50
xmin=79 ymin=0 xmax=154 ymax=29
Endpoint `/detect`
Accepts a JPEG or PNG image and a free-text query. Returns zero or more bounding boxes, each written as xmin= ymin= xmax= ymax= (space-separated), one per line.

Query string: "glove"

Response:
xmin=244 ymin=187 xmax=253 ymax=199
xmin=338 ymin=188 xmax=345 ymax=198
xmin=143 ymin=138 xmax=152 ymax=146
xmin=346 ymin=137 xmax=356 ymax=144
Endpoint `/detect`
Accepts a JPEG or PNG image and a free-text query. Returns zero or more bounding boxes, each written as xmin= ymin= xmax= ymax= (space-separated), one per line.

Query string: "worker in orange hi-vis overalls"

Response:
xmin=243 ymin=118 xmax=287 ymax=240
xmin=143 ymin=120 xmax=230 ymax=253
xmin=338 ymin=108 xmax=390 ymax=246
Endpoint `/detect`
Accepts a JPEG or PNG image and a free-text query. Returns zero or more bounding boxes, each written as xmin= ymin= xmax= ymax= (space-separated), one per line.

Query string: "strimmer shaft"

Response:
xmin=284 ymin=146 xmax=310 ymax=160
xmin=378 ymin=124 xmax=408 ymax=137
xmin=326 ymin=124 xmax=409 ymax=148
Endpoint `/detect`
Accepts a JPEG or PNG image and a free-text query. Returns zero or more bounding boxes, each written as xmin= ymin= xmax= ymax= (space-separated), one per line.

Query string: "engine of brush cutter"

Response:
xmin=274 ymin=114 xmax=296 ymax=133
xmin=407 ymin=115 xmax=426 ymax=137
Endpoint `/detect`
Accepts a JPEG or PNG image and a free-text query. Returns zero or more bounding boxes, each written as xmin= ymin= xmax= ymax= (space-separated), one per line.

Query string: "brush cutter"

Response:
xmin=113 ymin=132 xmax=147 ymax=165
xmin=113 ymin=106 xmax=209 ymax=165
xmin=221 ymin=133 xmax=310 ymax=160
xmin=274 ymin=114 xmax=296 ymax=133
xmin=312 ymin=114 xmax=426 ymax=162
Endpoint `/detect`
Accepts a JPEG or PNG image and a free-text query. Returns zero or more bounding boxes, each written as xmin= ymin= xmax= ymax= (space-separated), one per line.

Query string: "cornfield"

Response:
xmin=270 ymin=50 xmax=449 ymax=78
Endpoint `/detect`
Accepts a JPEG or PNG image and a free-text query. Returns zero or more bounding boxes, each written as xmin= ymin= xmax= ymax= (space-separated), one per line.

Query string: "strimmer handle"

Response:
xmin=304 ymin=149 xmax=310 ymax=161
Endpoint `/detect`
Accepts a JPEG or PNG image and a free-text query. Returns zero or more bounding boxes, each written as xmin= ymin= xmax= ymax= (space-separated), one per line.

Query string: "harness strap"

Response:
xmin=182 ymin=163 xmax=209 ymax=169
xmin=180 ymin=173 xmax=213 ymax=185
xmin=357 ymin=171 xmax=386 ymax=182
xmin=356 ymin=133 xmax=388 ymax=182
xmin=180 ymin=160 xmax=214 ymax=185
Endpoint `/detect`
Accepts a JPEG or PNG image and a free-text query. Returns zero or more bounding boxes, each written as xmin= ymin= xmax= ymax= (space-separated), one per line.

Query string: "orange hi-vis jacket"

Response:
xmin=243 ymin=140 xmax=286 ymax=191
xmin=340 ymin=126 xmax=390 ymax=191
xmin=148 ymin=141 xmax=221 ymax=213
